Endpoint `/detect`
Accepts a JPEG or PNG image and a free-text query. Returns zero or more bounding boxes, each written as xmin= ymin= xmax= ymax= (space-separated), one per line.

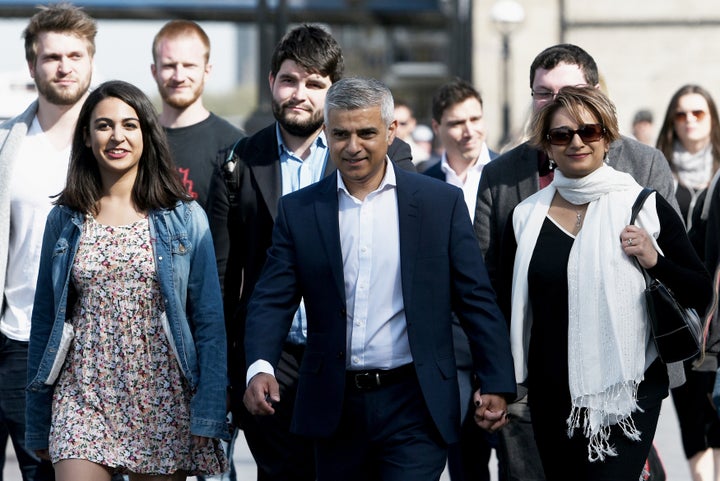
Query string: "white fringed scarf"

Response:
xmin=510 ymin=164 xmax=662 ymax=461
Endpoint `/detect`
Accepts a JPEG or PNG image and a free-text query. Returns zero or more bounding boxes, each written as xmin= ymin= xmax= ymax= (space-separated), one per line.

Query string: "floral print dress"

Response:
xmin=49 ymin=215 xmax=228 ymax=476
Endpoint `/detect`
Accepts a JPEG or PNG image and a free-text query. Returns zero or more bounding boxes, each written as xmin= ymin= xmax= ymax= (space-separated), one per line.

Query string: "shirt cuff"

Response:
xmin=246 ymin=359 xmax=275 ymax=387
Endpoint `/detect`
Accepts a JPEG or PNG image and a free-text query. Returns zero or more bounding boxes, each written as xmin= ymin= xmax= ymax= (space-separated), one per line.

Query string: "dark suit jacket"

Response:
xmin=207 ymin=124 xmax=414 ymax=393
xmin=423 ymin=149 xmax=499 ymax=372
xmin=244 ymin=165 xmax=516 ymax=444
xmin=421 ymin=148 xmax=499 ymax=181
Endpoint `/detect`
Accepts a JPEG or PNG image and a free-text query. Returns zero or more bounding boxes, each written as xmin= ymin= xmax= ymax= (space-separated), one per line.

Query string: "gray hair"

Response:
xmin=324 ymin=77 xmax=395 ymax=126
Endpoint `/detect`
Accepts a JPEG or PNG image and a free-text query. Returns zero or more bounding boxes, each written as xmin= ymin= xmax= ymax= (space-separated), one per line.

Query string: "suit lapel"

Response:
xmin=515 ymin=144 xmax=542 ymax=198
xmin=395 ymin=168 xmax=420 ymax=308
xmin=314 ymin=175 xmax=346 ymax=301
xmin=323 ymin=156 xmax=337 ymax=178
xmin=248 ymin=126 xmax=282 ymax=220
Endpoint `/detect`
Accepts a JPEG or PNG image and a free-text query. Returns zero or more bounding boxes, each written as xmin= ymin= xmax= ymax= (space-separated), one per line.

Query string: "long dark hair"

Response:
xmin=57 ymin=80 xmax=190 ymax=214
xmin=656 ymin=84 xmax=720 ymax=176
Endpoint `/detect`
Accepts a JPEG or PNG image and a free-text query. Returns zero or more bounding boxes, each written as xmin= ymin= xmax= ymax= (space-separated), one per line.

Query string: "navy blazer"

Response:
xmin=207 ymin=124 xmax=414 ymax=395
xmin=245 ymin=164 xmax=516 ymax=444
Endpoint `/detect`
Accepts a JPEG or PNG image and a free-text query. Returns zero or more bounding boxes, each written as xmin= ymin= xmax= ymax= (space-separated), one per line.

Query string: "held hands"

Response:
xmin=34 ymin=449 xmax=51 ymax=461
xmin=472 ymin=391 xmax=509 ymax=433
xmin=621 ymin=225 xmax=658 ymax=269
xmin=243 ymin=372 xmax=280 ymax=415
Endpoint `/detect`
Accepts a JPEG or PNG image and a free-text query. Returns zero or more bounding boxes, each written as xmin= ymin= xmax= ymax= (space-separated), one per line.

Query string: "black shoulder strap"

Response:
xmin=630 ymin=187 xmax=654 ymax=225
xmin=629 ymin=187 xmax=655 ymax=285
xmin=222 ymin=136 xmax=248 ymax=208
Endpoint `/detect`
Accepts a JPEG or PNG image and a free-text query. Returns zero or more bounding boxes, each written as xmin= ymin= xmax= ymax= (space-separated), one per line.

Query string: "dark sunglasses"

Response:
xmin=674 ymin=110 xmax=707 ymax=122
xmin=546 ymin=124 xmax=605 ymax=146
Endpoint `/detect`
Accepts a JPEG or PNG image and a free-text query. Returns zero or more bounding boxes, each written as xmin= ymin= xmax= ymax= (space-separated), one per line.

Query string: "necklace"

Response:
xmin=575 ymin=210 xmax=583 ymax=231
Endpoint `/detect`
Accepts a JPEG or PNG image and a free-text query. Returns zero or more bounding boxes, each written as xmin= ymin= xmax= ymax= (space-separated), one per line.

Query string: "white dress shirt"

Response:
xmin=337 ymin=160 xmax=412 ymax=370
xmin=247 ymin=158 xmax=412 ymax=382
xmin=440 ymin=142 xmax=491 ymax=222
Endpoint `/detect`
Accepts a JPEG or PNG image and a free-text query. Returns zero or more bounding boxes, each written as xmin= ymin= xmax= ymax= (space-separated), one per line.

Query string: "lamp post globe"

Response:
xmin=490 ymin=0 xmax=525 ymax=148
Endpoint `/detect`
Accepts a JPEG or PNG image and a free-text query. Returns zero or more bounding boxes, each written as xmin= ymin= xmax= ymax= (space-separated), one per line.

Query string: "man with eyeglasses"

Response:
xmin=473 ymin=43 xmax=679 ymax=481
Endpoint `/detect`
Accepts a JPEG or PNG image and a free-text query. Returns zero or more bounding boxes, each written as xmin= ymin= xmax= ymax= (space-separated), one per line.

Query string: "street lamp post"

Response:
xmin=490 ymin=0 xmax=525 ymax=148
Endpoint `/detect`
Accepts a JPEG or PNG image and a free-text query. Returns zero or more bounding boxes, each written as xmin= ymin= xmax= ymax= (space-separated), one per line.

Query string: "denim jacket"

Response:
xmin=26 ymin=201 xmax=229 ymax=451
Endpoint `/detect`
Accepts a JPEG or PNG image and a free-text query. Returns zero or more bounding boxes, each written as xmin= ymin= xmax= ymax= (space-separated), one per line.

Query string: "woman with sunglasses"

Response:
xmin=657 ymin=85 xmax=720 ymax=481
xmin=656 ymin=85 xmax=720 ymax=235
xmin=497 ymin=86 xmax=711 ymax=480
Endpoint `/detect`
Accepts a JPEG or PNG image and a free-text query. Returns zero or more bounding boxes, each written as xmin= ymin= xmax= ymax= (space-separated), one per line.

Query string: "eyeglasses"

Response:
xmin=531 ymin=84 xmax=589 ymax=101
xmin=546 ymin=124 xmax=606 ymax=146
xmin=674 ymin=110 xmax=707 ymax=122
xmin=531 ymin=89 xmax=559 ymax=101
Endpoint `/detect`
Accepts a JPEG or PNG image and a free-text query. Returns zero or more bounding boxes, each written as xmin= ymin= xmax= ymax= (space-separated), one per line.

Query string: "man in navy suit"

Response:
xmin=424 ymin=79 xmax=500 ymax=481
xmin=243 ymin=77 xmax=516 ymax=481
xmin=208 ymin=25 xmax=414 ymax=481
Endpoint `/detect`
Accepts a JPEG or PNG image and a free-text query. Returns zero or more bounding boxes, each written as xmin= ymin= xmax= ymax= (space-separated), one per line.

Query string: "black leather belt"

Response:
xmin=346 ymin=363 xmax=415 ymax=391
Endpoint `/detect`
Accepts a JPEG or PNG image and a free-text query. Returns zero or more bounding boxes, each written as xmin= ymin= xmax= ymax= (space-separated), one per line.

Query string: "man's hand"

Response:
xmin=243 ymin=372 xmax=280 ymax=415
xmin=35 ymin=449 xmax=50 ymax=461
xmin=472 ymin=390 xmax=509 ymax=432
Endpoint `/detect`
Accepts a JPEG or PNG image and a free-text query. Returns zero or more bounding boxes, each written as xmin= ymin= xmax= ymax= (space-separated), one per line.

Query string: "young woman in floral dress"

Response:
xmin=26 ymin=80 xmax=229 ymax=481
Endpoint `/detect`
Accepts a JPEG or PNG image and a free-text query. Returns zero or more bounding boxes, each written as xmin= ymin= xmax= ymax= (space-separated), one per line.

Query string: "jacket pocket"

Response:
xmin=160 ymin=311 xmax=185 ymax=376
xmin=45 ymin=322 xmax=74 ymax=385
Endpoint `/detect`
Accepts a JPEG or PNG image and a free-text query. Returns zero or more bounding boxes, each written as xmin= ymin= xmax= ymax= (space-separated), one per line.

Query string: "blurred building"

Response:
xmin=1 ymin=0 xmax=718 ymax=149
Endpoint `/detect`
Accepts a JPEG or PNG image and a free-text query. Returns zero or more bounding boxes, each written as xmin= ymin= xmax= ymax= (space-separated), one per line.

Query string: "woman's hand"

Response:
xmin=621 ymin=225 xmax=658 ymax=269
xmin=472 ymin=391 xmax=509 ymax=433
xmin=192 ymin=435 xmax=211 ymax=448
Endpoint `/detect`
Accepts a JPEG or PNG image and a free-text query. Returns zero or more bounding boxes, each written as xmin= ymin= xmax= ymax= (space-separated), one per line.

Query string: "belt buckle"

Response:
xmin=354 ymin=371 xmax=381 ymax=390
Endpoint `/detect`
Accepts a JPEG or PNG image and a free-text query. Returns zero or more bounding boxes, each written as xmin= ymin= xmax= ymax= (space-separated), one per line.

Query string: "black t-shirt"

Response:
xmin=165 ymin=113 xmax=243 ymax=210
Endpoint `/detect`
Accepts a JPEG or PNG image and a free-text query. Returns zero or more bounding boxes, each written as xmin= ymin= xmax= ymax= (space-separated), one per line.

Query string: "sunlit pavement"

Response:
xmin=2 ymin=398 xmax=690 ymax=480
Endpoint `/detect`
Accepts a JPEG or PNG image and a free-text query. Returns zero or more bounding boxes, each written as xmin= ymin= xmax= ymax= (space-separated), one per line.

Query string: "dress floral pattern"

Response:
xmin=49 ymin=215 xmax=228 ymax=476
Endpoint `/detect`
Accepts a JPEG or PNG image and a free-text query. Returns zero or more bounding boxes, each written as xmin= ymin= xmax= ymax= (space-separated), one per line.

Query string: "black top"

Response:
xmin=498 ymin=192 xmax=711 ymax=335
xmin=165 ymin=113 xmax=243 ymax=210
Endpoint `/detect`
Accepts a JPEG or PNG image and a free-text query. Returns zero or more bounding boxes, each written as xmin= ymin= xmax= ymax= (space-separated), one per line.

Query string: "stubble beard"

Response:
xmin=36 ymin=74 xmax=91 ymax=106
xmin=272 ymin=98 xmax=324 ymax=137
xmin=159 ymin=81 xmax=203 ymax=110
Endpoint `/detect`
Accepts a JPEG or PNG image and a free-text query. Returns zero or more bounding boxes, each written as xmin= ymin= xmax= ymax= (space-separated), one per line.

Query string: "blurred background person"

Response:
xmin=657 ymin=85 xmax=720 ymax=232
xmin=411 ymin=123 xmax=434 ymax=171
xmin=424 ymin=78 xmax=499 ymax=481
xmin=656 ymin=84 xmax=720 ymax=481
xmin=394 ymin=99 xmax=429 ymax=165
xmin=631 ymin=109 xmax=655 ymax=146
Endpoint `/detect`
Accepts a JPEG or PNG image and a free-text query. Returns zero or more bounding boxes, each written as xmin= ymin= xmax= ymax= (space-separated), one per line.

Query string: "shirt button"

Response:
xmin=352 ymin=356 xmax=360 ymax=364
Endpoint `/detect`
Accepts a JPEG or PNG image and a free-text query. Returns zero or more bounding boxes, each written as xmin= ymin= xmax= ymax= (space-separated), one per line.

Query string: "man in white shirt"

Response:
xmin=424 ymin=79 xmax=500 ymax=481
xmin=0 ymin=4 xmax=96 ymax=479
xmin=424 ymin=78 xmax=496 ymax=222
